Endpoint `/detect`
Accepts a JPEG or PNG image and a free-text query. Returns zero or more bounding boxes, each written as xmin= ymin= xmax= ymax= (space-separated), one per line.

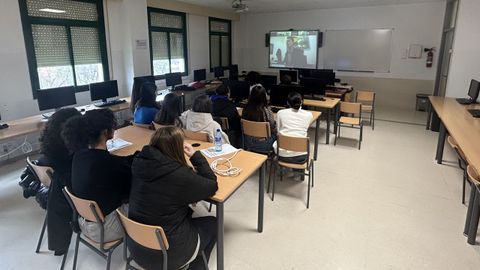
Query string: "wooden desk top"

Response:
xmin=303 ymin=98 xmax=341 ymax=109
xmin=113 ymin=125 xmax=267 ymax=202
xmin=429 ymin=96 xmax=480 ymax=172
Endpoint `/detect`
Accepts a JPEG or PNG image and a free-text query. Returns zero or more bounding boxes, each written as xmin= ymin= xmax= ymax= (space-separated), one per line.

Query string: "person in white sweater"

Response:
xmin=274 ymin=92 xmax=313 ymax=164
xmin=180 ymin=95 xmax=230 ymax=144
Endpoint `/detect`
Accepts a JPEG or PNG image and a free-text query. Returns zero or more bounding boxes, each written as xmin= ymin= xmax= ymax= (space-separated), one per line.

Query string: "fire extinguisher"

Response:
xmin=424 ymin=47 xmax=435 ymax=68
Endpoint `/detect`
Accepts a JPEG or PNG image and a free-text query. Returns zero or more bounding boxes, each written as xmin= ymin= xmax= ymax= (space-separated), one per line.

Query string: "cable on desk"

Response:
xmin=210 ymin=150 xmax=242 ymax=177
xmin=0 ymin=136 xmax=33 ymax=159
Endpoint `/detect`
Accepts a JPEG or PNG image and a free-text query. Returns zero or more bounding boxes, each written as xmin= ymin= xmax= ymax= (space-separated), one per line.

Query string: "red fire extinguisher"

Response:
xmin=424 ymin=47 xmax=435 ymax=68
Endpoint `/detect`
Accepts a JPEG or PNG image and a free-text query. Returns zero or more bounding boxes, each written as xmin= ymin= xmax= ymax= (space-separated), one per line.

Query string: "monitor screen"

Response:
xmin=311 ymin=70 xmax=335 ymax=85
xmin=37 ymin=86 xmax=77 ymax=111
xmin=297 ymin=68 xmax=312 ymax=79
xmin=165 ymin=73 xmax=182 ymax=87
xmin=260 ymin=75 xmax=278 ymax=91
xmin=194 ymin=69 xmax=206 ymax=82
xmin=468 ymin=79 xmax=480 ymax=101
xmin=229 ymin=65 xmax=239 ymax=79
xmin=269 ymin=30 xmax=319 ymax=69
xmin=279 ymin=70 xmax=298 ymax=83
xmin=90 ymin=80 xmax=119 ymax=102
xmin=214 ymin=66 xmax=224 ymax=78
xmin=300 ymin=77 xmax=326 ymax=96
xmin=134 ymin=75 xmax=155 ymax=84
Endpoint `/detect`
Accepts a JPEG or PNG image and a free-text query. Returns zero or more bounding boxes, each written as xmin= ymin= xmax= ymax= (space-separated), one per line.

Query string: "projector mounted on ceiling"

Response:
xmin=232 ymin=0 xmax=249 ymax=13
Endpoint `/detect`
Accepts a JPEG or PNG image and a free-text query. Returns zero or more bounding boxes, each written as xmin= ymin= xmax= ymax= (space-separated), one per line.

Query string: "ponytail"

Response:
xmin=287 ymin=92 xmax=303 ymax=110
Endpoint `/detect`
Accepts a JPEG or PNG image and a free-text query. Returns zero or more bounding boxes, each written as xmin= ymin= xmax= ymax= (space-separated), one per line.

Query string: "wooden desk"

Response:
xmin=113 ymin=125 xmax=267 ymax=270
xmin=429 ymin=97 xmax=480 ymax=173
xmin=303 ymin=98 xmax=341 ymax=144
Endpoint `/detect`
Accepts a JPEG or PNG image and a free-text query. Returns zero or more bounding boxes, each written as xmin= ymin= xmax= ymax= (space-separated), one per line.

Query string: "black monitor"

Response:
xmin=468 ymin=79 xmax=480 ymax=101
xmin=165 ymin=73 xmax=182 ymax=88
xmin=279 ymin=70 xmax=298 ymax=83
xmin=311 ymin=69 xmax=335 ymax=85
xmin=133 ymin=75 xmax=155 ymax=85
xmin=300 ymin=77 xmax=326 ymax=96
xmin=214 ymin=66 xmax=224 ymax=79
xmin=194 ymin=69 xmax=206 ymax=82
xmin=297 ymin=69 xmax=312 ymax=79
xmin=260 ymin=75 xmax=277 ymax=92
xmin=37 ymin=86 xmax=77 ymax=111
xmin=229 ymin=65 xmax=239 ymax=79
xmin=270 ymin=84 xmax=305 ymax=107
xmin=90 ymin=80 xmax=118 ymax=103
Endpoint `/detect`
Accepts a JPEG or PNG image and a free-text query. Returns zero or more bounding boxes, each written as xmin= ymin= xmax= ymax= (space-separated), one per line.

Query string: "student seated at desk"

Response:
xmin=280 ymin=74 xmax=292 ymax=85
xmin=242 ymin=85 xmax=277 ymax=153
xmin=274 ymin=92 xmax=313 ymax=164
xmin=180 ymin=95 xmax=230 ymax=144
xmin=62 ymin=109 xmax=136 ymax=242
xmin=134 ymin=83 xmax=160 ymax=125
xmin=211 ymin=84 xmax=241 ymax=147
xmin=128 ymin=126 xmax=218 ymax=270
xmin=40 ymin=108 xmax=81 ymax=255
xmin=154 ymin=93 xmax=183 ymax=127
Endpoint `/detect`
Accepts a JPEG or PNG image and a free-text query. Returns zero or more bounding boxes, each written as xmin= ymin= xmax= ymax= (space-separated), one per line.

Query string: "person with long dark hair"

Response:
xmin=134 ymin=83 xmax=160 ymax=125
xmin=241 ymin=85 xmax=277 ymax=152
xmin=128 ymin=126 xmax=218 ymax=270
xmin=39 ymin=108 xmax=81 ymax=255
xmin=154 ymin=93 xmax=183 ymax=127
xmin=62 ymin=109 xmax=135 ymax=242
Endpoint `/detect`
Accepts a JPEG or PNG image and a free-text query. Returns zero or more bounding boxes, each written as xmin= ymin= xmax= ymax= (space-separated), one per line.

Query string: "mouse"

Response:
xmin=80 ymin=108 xmax=86 ymax=112
xmin=320 ymin=98 xmax=326 ymax=101
xmin=192 ymin=143 xmax=201 ymax=147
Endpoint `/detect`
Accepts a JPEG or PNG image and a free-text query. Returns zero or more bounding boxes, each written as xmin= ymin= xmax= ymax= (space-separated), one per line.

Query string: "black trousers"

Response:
xmin=189 ymin=216 xmax=217 ymax=270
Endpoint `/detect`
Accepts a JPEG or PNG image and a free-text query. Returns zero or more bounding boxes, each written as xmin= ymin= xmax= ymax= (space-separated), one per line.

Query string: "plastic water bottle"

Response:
xmin=214 ymin=129 xmax=222 ymax=152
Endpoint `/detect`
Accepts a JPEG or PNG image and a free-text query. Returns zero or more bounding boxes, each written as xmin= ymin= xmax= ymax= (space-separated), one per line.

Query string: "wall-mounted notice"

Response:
xmin=135 ymin=39 xmax=148 ymax=50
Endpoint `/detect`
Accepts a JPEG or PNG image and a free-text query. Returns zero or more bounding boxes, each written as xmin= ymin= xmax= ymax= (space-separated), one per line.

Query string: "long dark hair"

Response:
xmin=245 ymin=71 xmax=261 ymax=86
xmin=62 ymin=109 xmax=117 ymax=153
xmin=242 ymin=85 xmax=268 ymax=122
xmin=131 ymin=76 xmax=155 ymax=113
xmin=192 ymin=95 xmax=212 ymax=114
xmin=287 ymin=92 xmax=303 ymax=110
xmin=40 ymin=108 xmax=81 ymax=160
xmin=137 ymin=83 xmax=158 ymax=108
xmin=155 ymin=93 xmax=182 ymax=126
xmin=149 ymin=126 xmax=187 ymax=166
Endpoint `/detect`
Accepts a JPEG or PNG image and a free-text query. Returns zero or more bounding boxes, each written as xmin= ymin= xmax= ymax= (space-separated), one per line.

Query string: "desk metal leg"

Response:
xmin=333 ymin=104 xmax=339 ymax=135
xmin=314 ymin=117 xmax=320 ymax=160
xmin=216 ymin=202 xmax=224 ymax=270
xmin=258 ymin=163 xmax=265 ymax=233
xmin=326 ymin=109 xmax=331 ymax=144
xmin=435 ymin=122 xmax=447 ymax=164
xmin=426 ymin=102 xmax=432 ymax=130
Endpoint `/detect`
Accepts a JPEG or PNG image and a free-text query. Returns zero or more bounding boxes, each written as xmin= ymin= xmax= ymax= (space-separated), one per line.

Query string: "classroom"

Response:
xmin=1 ymin=0 xmax=480 ymax=269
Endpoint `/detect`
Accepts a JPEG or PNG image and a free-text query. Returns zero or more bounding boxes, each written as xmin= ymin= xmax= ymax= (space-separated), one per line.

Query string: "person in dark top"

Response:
xmin=39 ymin=108 xmax=81 ymax=255
xmin=245 ymin=71 xmax=262 ymax=92
xmin=134 ymin=83 xmax=160 ymax=125
xmin=129 ymin=126 xmax=218 ymax=270
xmin=62 ymin=109 xmax=135 ymax=242
xmin=211 ymin=84 xmax=241 ymax=147
xmin=154 ymin=93 xmax=183 ymax=127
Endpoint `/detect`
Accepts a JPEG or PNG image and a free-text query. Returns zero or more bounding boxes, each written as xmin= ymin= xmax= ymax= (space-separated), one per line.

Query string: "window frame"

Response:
xmin=209 ymin=17 xmax=232 ymax=71
xmin=147 ymin=7 xmax=188 ymax=80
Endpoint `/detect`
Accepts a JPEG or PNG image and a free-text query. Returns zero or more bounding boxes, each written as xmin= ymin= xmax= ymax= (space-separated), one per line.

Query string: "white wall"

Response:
xmin=445 ymin=0 xmax=480 ymax=100
xmin=239 ymin=2 xmax=445 ymax=80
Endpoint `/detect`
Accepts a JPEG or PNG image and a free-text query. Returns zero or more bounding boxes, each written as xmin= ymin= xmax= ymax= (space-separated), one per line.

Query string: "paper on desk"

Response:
xmin=107 ymin=138 xmax=132 ymax=152
xmin=200 ymin=144 xmax=239 ymax=158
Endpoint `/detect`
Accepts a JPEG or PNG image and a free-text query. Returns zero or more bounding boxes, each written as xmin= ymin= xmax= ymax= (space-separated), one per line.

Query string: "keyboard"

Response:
xmin=94 ymin=99 xmax=126 ymax=108
xmin=456 ymin=98 xmax=474 ymax=105
xmin=468 ymin=109 xmax=480 ymax=118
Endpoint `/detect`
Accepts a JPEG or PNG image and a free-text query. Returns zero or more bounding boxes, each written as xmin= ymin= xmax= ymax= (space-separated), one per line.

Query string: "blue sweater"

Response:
xmin=134 ymin=106 xmax=159 ymax=125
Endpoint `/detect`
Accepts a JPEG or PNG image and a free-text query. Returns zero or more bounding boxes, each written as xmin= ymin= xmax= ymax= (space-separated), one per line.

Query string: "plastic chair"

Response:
xmin=63 ymin=188 xmax=123 ymax=270
xmin=182 ymin=129 xmax=210 ymax=142
xmin=355 ymin=91 xmax=376 ymax=130
xmin=214 ymin=117 xmax=230 ymax=131
xmin=464 ymin=166 xmax=480 ymax=245
xmin=447 ymin=136 xmax=469 ymax=204
xmin=334 ymin=102 xmax=363 ymax=150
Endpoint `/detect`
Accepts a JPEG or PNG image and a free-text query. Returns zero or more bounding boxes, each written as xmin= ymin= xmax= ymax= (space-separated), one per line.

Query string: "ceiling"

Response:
xmin=177 ymin=0 xmax=444 ymax=13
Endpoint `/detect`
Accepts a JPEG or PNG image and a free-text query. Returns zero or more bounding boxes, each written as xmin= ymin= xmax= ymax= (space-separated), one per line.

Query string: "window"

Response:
xmin=209 ymin=18 xmax=231 ymax=70
xmin=19 ymin=0 xmax=109 ymax=97
xmin=148 ymin=8 xmax=188 ymax=78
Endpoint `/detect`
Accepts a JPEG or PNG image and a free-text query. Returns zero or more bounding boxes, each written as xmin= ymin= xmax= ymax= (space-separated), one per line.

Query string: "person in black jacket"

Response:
xmin=39 ymin=108 xmax=81 ymax=255
xmin=62 ymin=109 xmax=135 ymax=242
xmin=211 ymin=84 xmax=241 ymax=147
xmin=129 ymin=126 xmax=218 ymax=270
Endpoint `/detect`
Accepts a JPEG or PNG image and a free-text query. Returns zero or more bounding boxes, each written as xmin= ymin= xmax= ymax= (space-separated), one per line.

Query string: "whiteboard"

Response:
xmin=324 ymin=29 xmax=393 ymax=73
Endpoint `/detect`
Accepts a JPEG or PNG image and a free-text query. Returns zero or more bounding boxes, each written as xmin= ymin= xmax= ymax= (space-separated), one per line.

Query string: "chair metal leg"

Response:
xmin=463 ymin=171 xmax=467 ymax=205
xmin=267 ymin=159 xmax=274 ymax=194
xmin=208 ymin=203 xmax=213 ymax=212
xmin=272 ymin=164 xmax=277 ymax=201
xmin=311 ymin=162 xmax=315 ymax=188
xmin=36 ymin=214 xmax=47 ymax=253
xmin=467 ymin=190 xmax=480 ymax=245
xmin=106 ymin=250 xmax=113 ymax=270
xmin=123 ymin=241 xmax=127 ymax=261
xmin=464 ymin=185 xmax=476 ymax=236
xmin=307 ymin=168 xmax=311 ymax=209
xmin=372 ymin=109 xmax=375 ymax=130
xmin=202 ymin=251 xmax=209 ymax=270
xmin=72 ymin=234 xmax=80 ymax=270
xmin=334 ymin=124 xmax=340 ymax=145
xmin=60 ymin=249 xmax=68 ymax=270
xmin=359 ymin=125 xmax=363 ymax=150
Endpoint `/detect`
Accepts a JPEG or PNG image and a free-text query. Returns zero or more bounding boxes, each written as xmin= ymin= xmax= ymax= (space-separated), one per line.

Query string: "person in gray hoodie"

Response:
xmin=180 ymin=95 xmax=230 ymax=144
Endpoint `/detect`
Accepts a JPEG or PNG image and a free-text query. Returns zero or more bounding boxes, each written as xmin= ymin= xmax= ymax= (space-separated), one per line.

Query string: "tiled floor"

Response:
xmin=1 ymin=119 xmax=480 ymax=270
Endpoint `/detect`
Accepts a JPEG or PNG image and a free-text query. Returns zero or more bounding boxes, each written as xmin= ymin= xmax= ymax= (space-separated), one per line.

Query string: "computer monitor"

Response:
xmin=194 ymin=69 xmax=206 ymax=82
xmin=229 ymin=65 xmax=239 ymax=79
xmin=297 ymin=69 xmax=312 ymax=79
xmin=90 ymin=80 xmax=119 ymax=103
xmin=270 ymin=84 xmax=305 ymax=107
xmin=133 ymin=75 xmax=155 ymax=85
xmin=468 ymin=79 xmax=480 ymax=101
xmin=311 ymin=69 xmax=335 ymax=85
xmin=227 ymin=80 xmax=249 ymax=103
xmin=165 ymin=73 xmax=182 ymax=88
xmin=37 ymin=86 xmax=77 ymax=111
xmin=300 ymin=77 xmax=326 ymax=96
xmin=214 ymin=66 xmax=224 ymax=79
xmin=279 ymin=70 xmax=298 ymax=83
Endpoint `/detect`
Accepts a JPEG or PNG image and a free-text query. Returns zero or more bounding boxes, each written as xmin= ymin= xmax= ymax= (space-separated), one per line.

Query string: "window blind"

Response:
xmin=71 ymin=27 xmax=101 ymax=65
xmin=31 ymin=24 xmax=71 ymax=67
xmin=150 ymin=12 xmax=183 ymax=29
xmin=26 ymin=0 xmax=98 ymax=21
xmin=151 ymin=32 xmax=169 ymax=61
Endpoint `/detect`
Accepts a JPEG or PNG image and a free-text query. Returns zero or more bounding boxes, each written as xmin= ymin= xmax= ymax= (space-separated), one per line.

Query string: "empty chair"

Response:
xmin=63 ymin=188 xmax=123 ymax=270
xmin=214 ymin=117 xmax=230 ymax=131
xmin=447 ymin=136 xmax=469 ymax=204
xmin=132 ymin=122 xmax=153 ymax=130
xmin=270 ymin=134 xmax=314 ymax=208
xmin=334 ymin=102 xmax=363 ymax=150
xmin=465 ymin=166 xmax=480 ymax=245
xmin=116 ymin=209 xmax=208 ymax=270
xmin=355 ymin=91 xmax=376 ymax=130
xmin=182 ymin=129 xmax=210 ymax=142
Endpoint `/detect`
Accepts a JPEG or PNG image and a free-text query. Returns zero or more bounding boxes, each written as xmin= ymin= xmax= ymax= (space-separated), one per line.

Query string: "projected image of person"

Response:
xmin=284 ymin=37 xmax=307 ymax=67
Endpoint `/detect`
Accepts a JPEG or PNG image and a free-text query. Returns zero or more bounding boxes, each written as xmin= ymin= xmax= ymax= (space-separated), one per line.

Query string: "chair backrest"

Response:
xmin=277 ymin=134 xmax=310 ymax=154
xmin=152 ymin=122 xmax=165 ymax=130
xmin=241 ymin=119 xmax=271 ymax=139
xmin=26 ymin=157 xmax=53 ymax=187
xmin=182 ymin=129 xmax=210 ymax=142
xmin=356 ymin=91 xmax=375 ymax=105
xmin=447 ymin=136 xmax=467 ymax=161
xmin=63 ymin=187 xmax=105 ymax=223
xmin=133 ymin=122 xmax=153 ymax=130
xmin=340 ymin=102 xmax=362 ymax=115
xmin=214 ymin=117 xmax=229 ymax=131
xmin=467 ymin=165 xmax=480 ymax=186
xmin=116 ymin=209 xmax=169 ymax=251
